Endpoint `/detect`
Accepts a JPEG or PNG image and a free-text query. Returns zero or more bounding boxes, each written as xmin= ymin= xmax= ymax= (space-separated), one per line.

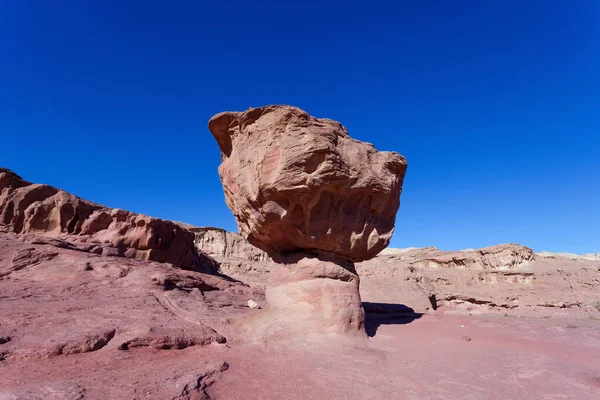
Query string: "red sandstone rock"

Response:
xmin=0 ymin=169 xmax=212 ymax=271
xmin=3 ymin=169 xmax=600 ymax=399
xmin=184 ymin=230 xmax=600 ymax=319
xmin=208 ymin=106 xmax=406 ymax=340
xmin=208 ymin=105 xmax=407 ymax=262
xmin=0 ymin=232 xmax=258 ymax=399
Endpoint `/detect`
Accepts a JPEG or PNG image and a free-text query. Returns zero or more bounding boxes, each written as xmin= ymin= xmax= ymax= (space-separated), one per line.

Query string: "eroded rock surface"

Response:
xmin=0 ymin=169 xmax=211 ymax=271
xmin=208 ymin=105 xmax=407 ymax=262
xmin=183 ymin=225 xmax=270 ymax=262
xmin=208 ymin=105 xmax=408 ymax=340
xmin=358 ymin=244 xmax=600 ymax=316
xmin=2 ymin=203 xmax=600 ymax=399
xmin=181 ymin=230 xmax=600 ymax=319
xmin=392 ymin=243 xmax=535 ymax=271
xmin=243 ymin=256 xmax=365 ymax=341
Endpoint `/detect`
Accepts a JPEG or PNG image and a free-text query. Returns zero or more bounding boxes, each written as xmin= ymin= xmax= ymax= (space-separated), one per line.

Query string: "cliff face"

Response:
xmin=0 ymin=169 xmax=214 ymax=272
xmin=186 ymin=226 xmax=270 ymax=262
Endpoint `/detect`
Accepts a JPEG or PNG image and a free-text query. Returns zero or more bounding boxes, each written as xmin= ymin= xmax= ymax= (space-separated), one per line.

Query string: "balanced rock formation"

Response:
xmin=208 ymin=105 xmax=407 ymax=263
xmin=357 ymin=244 xmax=538 ymax=314
xmin=208 ymin=106 xmax=407 ymax=339
xmin=0 ymin=168 xmax=213 ymax=272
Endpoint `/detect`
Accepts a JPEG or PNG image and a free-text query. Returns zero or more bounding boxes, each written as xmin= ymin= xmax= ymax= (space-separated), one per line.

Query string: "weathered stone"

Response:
xmin=0 ymin=169 xmax=212 ymax=272
xmin=182 ymin=225 xmax=270 ymax=262
xmin=209 ymin=105 xmax=407 ymax=262
xmin=244 ymin=256 xmax=365 ymax=340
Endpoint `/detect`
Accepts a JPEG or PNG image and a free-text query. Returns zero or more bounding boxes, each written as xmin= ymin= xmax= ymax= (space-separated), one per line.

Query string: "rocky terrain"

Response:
xmin=358 ymin=245 xmax=600 ymax=318
xmin=2 ymin=220 xmax=600 ymax=399
xmin=181 ymin=225 xmax=269 ymax=262
xmin=1 ymin=174 xmax=600 ymax=399
xmin=186 ymin=226 xmax=600 ymax=320
xmin=0 ymin=168 xmax=211 ymax=272
xmin=538 ymin=251 xmax=600 ymax=261
xmin=1 ymin=106 xmax=599 ymax=399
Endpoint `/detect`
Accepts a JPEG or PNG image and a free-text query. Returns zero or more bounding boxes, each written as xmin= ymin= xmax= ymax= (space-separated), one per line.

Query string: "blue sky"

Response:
xmin=1 ymin=1 xmax=598 ymax=253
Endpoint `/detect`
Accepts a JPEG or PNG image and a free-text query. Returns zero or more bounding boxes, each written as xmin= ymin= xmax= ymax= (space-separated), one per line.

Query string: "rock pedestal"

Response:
xmin=258 ymin=256 xmax=365 ymax=339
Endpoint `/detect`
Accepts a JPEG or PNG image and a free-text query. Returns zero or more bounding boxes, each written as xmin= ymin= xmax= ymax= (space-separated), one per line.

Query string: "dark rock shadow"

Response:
xmin=363 ymin=302 xmax=423 ymax=337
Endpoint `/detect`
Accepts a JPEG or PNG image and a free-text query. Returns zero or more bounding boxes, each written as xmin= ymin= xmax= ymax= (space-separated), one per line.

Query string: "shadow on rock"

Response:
xmin=363 ymin=302 xmax=423 ymax=337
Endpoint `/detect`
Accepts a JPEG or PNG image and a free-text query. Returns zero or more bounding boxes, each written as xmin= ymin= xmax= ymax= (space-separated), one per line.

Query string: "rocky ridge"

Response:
xmin=538 ymin=251 xmax=600 ymax=261
xmin=208 ymin=105 xmax=407 ymax=262
xmin=0 ymin=168 xmax=213 ymax=272
xmin=188 ymin=227 xmax=600 ymax=318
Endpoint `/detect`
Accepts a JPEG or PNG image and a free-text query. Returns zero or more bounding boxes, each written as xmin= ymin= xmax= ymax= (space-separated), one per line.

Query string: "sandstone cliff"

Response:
xmin=0 ymin=168 xmax=214 ymax=272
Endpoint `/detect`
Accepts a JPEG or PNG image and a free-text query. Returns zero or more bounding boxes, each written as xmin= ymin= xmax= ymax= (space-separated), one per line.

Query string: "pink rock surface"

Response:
xmin=0 ymin=232 xmax=263 ymax=398
xmin=1 ymin=227 xmax=599 ymax=399
xmin=183 ymin=225 xmax=270 ymax=262
xmin=357 ymin=244 xmax=600 ymax=317
xmin=0 ymin=169 xmax=210 ymax=271
xmin=2 ymin=234 xmax=599 ymax=400
xmin=208 ymin=105 xmax=407 ymax=262
xmin=243 ymin=257 xmax=366 ymax=341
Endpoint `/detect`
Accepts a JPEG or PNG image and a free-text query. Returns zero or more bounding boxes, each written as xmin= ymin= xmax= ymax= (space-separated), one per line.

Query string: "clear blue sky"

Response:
xmin=1 ymin=1 xmax=598 ymax=253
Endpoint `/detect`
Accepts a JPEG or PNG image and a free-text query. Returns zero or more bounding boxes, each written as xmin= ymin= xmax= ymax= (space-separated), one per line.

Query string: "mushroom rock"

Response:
xmin=208 ymin=105 xmax=407 ymax=339
xmin=208 ymin=105 xmax=407 ymax=262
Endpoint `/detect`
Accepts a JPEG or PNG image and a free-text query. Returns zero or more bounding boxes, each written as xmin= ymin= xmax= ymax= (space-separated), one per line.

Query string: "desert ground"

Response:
xmin=1 ymin=228 xmax=600 ymax=399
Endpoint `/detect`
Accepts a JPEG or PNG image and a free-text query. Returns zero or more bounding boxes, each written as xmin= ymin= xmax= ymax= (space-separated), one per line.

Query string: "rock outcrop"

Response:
xmin=357 ymin=244 xmax=538 ymax=313
xmin=209 ymin=105 xmax=407 ymax=263
xmin=537 ymin=251 xmax=600 ymax=261
xmin=209 ymin=105 xmax=407 ymax=340
xmin=0 ymin=169 xmax=212 ymax=272
xmin=401 ymin=244 xmax=535 ymax=270
xmin=183 ymin=225 xmax=270 ymax=262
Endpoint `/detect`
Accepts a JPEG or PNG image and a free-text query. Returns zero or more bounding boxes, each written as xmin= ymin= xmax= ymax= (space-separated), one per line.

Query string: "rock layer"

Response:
xmin=209 ymin=105 xmax=407 ymax=262
xmin=0 ymin=169 xmax=211 ymax=271
xmin=209 ymin=106 xmax=407 ymax=339
xmin=403 ymin=244 xmax=535 ymax=270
